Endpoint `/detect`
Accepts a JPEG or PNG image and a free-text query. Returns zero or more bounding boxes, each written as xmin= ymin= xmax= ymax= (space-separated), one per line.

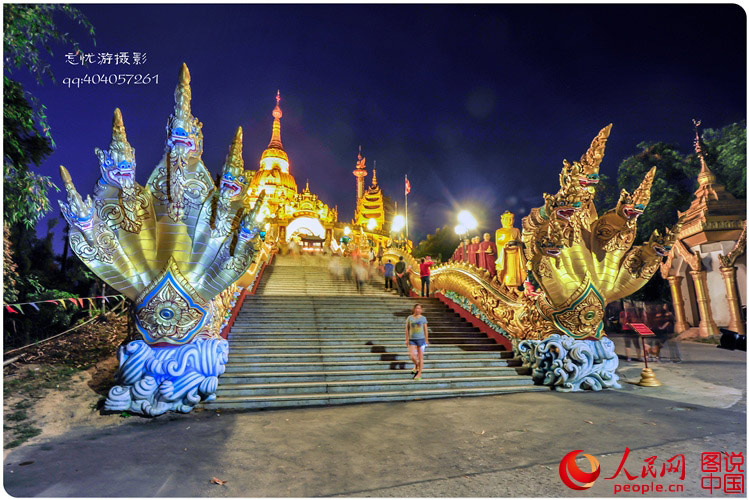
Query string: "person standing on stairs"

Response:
xmin=419 ymin=256 xmax=434 ymax=297
xmin=384 ymin=259 xmax=394 ymax=291
xmin=406 ymin=303 xmax=429 ymax=380
xmin=395 ymin=256 xmax=409 ymax=297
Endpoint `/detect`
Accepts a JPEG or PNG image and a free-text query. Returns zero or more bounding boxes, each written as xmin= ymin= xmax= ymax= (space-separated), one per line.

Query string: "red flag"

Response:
xmin=405 ymin=175 xmax=411 ymax=195
xmin=5 ymin=305 xmax=18 ymax=314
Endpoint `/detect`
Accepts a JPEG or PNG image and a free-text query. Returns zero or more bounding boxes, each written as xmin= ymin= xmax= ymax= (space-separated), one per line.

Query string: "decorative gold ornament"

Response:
xmin=637 ymin=367 xmax=662 ymax=387
xmin=59 ymin=63 xmax=265 ymax=346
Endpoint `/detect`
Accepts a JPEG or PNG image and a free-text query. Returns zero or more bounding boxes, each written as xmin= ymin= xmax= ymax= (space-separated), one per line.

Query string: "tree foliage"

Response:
xmin=412 ymin=225 xmax=461 ymax=262
xmin=3 ymin=4 xmax=96 ymax=228
xmin=699 ymin=120 xmax=746 ymax=199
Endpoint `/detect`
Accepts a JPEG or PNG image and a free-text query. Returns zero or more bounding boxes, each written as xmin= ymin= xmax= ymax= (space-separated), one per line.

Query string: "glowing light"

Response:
xmin=457 ymin=210 xmax=477 ymax=230
xmin=286 ymin=217 xmax=325 ymax=242
xmin=264 ymin=222 xmax=270 ymax=231
xmin=391 ymin=214 xmax=406 ymax=233
xmin=343 ymin=226 xmax=351 ymax=236
xmin=367 ymin=218 xmax=377 ymax=231
xmin=455 ymin=224 xmax=467 ymax=236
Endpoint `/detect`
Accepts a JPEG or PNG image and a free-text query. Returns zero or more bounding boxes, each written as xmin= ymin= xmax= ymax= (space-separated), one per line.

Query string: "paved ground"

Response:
xmin=4 ymin=342 xmax=746 ymax=497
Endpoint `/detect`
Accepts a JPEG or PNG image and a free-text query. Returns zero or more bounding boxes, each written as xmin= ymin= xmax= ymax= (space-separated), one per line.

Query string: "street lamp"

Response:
xmin=391 ymin=215 xmax=406 ymax=233
xmin=455 ymin=224 xmax=467 ymax=238
xmin=457 ymin=210 xmax=477 ymax=231
xmin=367 ymin=218 xmax=377 ymax=231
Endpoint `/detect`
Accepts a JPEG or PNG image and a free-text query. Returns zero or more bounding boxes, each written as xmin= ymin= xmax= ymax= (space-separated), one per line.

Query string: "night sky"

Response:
xmin=13 ymin=4 xmax=746 ymax=254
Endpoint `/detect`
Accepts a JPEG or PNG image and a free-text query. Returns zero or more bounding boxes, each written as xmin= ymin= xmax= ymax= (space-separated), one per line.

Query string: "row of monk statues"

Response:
xmin=449 ymin=210 xmax=526 ymax=288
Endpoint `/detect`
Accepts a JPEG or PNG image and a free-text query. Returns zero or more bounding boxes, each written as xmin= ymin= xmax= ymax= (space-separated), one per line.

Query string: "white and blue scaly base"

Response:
xmin=104 ymin=338 xmax=229 ymax=416
xmin=516 ymin=334 xmax=621 ymax=391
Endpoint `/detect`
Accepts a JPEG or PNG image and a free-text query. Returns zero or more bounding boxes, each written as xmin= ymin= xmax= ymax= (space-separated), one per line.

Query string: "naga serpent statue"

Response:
xmin=58 ymin=64 xmax=266 ymax=415
xmin=386 ymin=125 xmax=681 ymax=391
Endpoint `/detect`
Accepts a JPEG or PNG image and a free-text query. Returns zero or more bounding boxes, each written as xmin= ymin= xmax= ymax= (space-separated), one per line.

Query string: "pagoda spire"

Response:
xmin=353 ymin=145 xmax=367 ymax=202
xmin=693 ymin=119 xmax=716 ymax=186
xmin=372 ymin=160 xmax=378 ymax=187
xmin=268 ymin=90 xmax=283 ymax=150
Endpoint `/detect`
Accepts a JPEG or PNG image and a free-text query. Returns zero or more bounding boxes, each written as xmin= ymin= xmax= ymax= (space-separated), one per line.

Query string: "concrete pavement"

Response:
xmin=4 ymin=342 xmax=746 ymax=497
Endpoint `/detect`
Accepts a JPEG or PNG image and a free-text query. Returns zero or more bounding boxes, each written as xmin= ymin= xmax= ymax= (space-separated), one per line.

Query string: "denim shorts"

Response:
xmin=409 ymin=338 xmax=427 ymax=348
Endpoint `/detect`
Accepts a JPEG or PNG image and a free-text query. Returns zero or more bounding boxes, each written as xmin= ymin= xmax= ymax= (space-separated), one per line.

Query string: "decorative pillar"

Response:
xmin=666 ymin=275 xmax=690 ymax=334
xmin=719 ymin=266 xmax=745 ymax=335
xmin=689 ymin=269 xmax=720 ymax=337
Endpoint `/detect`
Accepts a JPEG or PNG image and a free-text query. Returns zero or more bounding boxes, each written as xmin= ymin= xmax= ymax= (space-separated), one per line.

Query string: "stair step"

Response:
xmin=216 ymin=375 xmax=535 ymax=396
xmin=204 ymin=385 xmax=548 ymax=409
xmin=220 ymin=366 xmax=526 ymax=383
xmin=224 ymin=358 xmax=521 ymax=372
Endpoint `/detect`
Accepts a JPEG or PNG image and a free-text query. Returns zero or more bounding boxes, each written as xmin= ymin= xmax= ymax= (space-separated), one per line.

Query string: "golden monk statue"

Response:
xmin=495 ymin=210 xmax=526 ymax=287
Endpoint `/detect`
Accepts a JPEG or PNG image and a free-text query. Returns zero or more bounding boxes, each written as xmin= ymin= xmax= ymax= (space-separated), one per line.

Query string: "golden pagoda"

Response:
xmin=246 ymin=90 xmax=298 ymax=219
xmin=352 ymin=155 xmax=396 ymax=248
xmin=243 ymin=91 xmax=339 ymax=251
xmin=355 ymin=161 xmax=386 ymax=228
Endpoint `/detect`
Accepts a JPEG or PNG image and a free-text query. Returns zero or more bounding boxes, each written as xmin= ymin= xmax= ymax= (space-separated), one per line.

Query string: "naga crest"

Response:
xmin=59 ymin=63 xmax=264 ymax=346
xmin=519 ymin=124 xmax=680 ymax=339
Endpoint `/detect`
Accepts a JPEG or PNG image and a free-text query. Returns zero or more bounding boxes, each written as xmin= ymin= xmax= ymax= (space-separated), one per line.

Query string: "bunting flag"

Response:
xmin=405 ymin=175 xmax=411 ymax=195
xmin=4 ymin=294 xmax=124 ymax=312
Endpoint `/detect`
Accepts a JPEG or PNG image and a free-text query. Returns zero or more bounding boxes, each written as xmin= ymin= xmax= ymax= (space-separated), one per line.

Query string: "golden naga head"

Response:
xmin=615 ymin=166 xmax=657 ymax=221
xmin=94 ymin=108 xmax=137 ymax=193
xmin=559 ymin=124 xmax=612 ymax=200
xmin=166 ymin=63 xmax=204 ymax=158
xmin=58 ymin=165 xmax=95 ymax=232
xmin=218 ymin=126 xmax=250 ymax=201
xmin=645 ymin=215 xmax=684 ymax=257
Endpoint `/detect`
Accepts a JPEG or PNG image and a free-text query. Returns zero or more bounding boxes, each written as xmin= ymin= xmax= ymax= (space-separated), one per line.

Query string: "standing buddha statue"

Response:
xmin=495 ymin=210 xmax=526 ymax=287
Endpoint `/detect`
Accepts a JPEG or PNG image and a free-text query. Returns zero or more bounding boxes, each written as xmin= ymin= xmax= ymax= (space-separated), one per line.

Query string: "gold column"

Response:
xmin=666 ymin=275 xmax=690 ymax=334
xmin=719 ymin=266 xmax=745 ymax=335
xmin=689 ymin=269 xmax=720 ymax=337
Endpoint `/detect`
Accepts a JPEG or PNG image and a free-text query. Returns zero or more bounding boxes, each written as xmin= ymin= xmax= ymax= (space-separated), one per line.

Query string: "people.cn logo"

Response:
xmin=559 ymin=450 xmax=601 ymax=490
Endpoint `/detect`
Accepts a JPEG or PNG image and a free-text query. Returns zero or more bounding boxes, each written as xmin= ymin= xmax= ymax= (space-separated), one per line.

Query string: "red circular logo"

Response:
xmin=559 ymin=450 xmax=601 ymax=490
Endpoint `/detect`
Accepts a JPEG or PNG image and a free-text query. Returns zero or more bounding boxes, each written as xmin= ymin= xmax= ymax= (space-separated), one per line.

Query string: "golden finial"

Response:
xmin=225 ymin=126 xmax=244 ymax=170
xmin=632 ymin=166 xmax=657 ymax=207
xmin=173 ymin=63 xmax=193 ymax=121
xmin=179 ymin=62 xmax=191 ymax=85
xmin=112 ymin=108 xmax=127 ymax=143
xmin=358 ymin=145 xmax=362 ymax=161
xmin=372 ymin=160 xmax=378 ymax=185
xmin=268 ymin=91 xmax=283 ymax=148
xmin=579 ymin=123 xmax=613 ymax=174
xmin=693 ymin=118 xmax=716 ymax=186
xmin=59 ymin=164 xmax=73 ymax=185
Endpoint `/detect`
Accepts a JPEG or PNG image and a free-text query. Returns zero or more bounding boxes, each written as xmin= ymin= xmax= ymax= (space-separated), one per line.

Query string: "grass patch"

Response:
xmin=693 ymin=337 xmax=721 ymax=345
xmin=4 ymin=365 xmax=79 ymax=400
xmin=6 ymin=410 xmax=28 ymax=422
xmin=4 ymin=422 xmax=42 ymax=449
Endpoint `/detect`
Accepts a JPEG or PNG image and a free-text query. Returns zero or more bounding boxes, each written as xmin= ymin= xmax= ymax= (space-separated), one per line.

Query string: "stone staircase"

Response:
xmin=206 ymin=254 xmax=545 ymax=410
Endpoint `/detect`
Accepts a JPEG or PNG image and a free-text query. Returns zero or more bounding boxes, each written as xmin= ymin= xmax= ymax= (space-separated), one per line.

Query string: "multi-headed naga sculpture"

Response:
xmin=385 ymin=125 xmax=681 ymax=390
xmin=59 ymin=64 xmax=265 ymax=414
